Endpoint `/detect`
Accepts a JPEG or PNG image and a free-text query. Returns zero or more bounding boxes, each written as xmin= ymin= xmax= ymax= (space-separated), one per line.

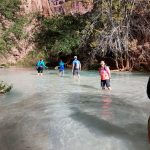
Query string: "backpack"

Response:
xmin=74 ymin=60 xmax=80 ymax=69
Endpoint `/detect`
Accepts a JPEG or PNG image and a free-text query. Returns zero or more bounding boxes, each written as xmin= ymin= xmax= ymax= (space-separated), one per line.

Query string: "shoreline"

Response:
xmin=0 ymin=66 xmax=150 ymax=73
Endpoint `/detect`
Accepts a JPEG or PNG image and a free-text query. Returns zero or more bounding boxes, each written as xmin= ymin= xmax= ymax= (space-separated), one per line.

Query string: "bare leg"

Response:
xmin=59 ymin=71 xmax=61 ymax=77
xmin=60 ymin=70 xmax=64 ymax=77
xmin=62 ymin=70 xmax=64 ymax=76
xmin=78 ymin=74 xmax=80 ymax=79
xmin=108 ymin=87 xmax=112 ymax=90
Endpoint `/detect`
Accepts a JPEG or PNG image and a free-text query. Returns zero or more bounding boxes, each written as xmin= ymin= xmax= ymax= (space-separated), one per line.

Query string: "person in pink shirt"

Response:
xmin=99 ymin=61 xmax=111 ymax=90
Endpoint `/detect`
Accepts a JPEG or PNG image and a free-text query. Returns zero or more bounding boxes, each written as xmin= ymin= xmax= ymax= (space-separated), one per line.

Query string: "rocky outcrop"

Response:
xmin=0 ymin=17 xmax=39 ymax=64
xmin=21 ymin=0 xmax=53 ymax=16
xmin=0 ymin=0 xmax=93 ymax=65
xmin=0 ymin=15 xmax=13 ymax=29
xmin=20 ymin=0 xmax=93 ymax=16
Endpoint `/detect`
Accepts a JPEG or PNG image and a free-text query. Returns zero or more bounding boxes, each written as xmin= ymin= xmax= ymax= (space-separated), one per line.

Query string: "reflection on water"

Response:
xmin=0 ymin=68 xmax=149 ymax=150
xmin=101 ymin=95 xmax=113 ymax=121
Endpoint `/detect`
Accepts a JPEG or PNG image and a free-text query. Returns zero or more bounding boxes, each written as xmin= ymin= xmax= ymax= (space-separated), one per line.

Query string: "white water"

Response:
xmin=0 ymin=68 xmax=150 ymax=150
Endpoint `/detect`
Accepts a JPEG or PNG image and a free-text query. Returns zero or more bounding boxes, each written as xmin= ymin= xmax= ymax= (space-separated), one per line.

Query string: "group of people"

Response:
xmin=36 ymin=56 xmax=111 ymax=90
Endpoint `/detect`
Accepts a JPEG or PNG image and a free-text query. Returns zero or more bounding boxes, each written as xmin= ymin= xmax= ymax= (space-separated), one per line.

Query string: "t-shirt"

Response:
xmin=99 ymin=66 xmax=110 ymax=80
xmin=59 ymin=61 xmax=65 ymax=70
xmin=36 ymin=60 xmax=46 ymax=68
xmin=73 ymin=60 xmax=80 ymax=70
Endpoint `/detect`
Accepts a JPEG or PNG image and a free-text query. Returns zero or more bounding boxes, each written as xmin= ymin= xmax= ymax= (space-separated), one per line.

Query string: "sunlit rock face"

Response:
xmin=0 ymin=0 xmax=93 ymax=65
xmin=21 ymin=0 xmax=53 ymax=16
xmin=21 ymin=0 xmax=93 ymax=16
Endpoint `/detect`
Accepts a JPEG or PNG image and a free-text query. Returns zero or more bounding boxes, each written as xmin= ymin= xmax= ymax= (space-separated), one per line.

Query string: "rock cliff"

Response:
xmin=0 ymin=0 xmax=93 ymax=65
xmin=21 ymin=0 xmax=93 ymax=16
xmin=21 ymin=0 xmax=53 ymax=16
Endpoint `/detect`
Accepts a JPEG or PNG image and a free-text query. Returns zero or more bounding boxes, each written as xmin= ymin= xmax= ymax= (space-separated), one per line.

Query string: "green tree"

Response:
xmin=35 ymin=15 xmax=86 ymax=56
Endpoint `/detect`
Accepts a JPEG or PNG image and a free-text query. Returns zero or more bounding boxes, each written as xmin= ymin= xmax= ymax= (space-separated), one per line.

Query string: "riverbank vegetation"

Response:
xmin=35 ymin=14 xmax=86 ymax=64
xmin=33 ymin=0 xmax=150 ymax=71
xmin=0 ymin=0 xmax=29 ymax=55
xmin=79 ymin=0 xmax=150 ymax=71
xmin=0 ymin=81 xmax=12 ymax=94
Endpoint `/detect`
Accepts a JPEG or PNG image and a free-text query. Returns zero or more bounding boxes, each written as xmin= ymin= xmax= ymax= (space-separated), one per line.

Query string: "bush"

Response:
xmin=0 ymin=81 xmax=12 ymax=94
xmin=1 ymin=17 xmax=28 ymax=54
xmin=11 ymin=17 xmax=27 ymax=39
xmin=0 ymin=0 xmax=21 ymax=20
xmin=16 ymin=51 xmax=46 ymax=67
xmin=0 ymin=38 xmax=7 ymax=53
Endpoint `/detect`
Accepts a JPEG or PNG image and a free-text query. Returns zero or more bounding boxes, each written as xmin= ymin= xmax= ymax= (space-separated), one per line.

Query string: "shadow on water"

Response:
xmin=0 ymin=93 xmax=50 ymax=150
xmin=68 ymin=92 xmax=150 ymax=150
xmin=80 ymin=84 xmax=99 ymax=90
xmin=0 ymin=115 xmax=50 ymax=150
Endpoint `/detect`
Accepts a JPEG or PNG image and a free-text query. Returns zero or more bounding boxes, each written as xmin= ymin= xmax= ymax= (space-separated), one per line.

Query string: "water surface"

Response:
xmin=0 ymin=68 xmax=150 ymax=150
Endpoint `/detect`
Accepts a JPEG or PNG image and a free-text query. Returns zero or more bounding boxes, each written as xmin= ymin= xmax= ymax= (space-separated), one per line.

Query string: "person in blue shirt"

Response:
xmin=58 ymin=59 xmax=65 ymax=77
xmin=72 ymin=56 xmax=81 ymax=79
xmin=36 ymin=59 xmax=47 ymax=76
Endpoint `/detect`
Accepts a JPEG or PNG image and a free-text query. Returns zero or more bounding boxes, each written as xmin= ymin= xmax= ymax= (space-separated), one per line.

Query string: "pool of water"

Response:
xmin=0 ymin=68 xmax=150 ymax=150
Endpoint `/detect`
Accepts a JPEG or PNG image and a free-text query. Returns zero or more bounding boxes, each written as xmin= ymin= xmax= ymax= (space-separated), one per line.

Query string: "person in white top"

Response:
xmin=72 ymin=56 xmax=81 ymax=79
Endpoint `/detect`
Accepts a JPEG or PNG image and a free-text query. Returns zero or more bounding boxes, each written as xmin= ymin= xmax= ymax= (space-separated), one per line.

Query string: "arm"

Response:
xmin=72 ymin=61 xmax=75 ymax=72
xmin=98 ymin=68 xmax=101 ymax=74
xmin=43 ymin=61 xmax=47 ymax=68
xmin=80 ymin=63 xmax=81 ymax=71
xmin=72 ymin=63 xmax=74 ymax=72
xmin=106 ymin=66 xmax=111 ymax=78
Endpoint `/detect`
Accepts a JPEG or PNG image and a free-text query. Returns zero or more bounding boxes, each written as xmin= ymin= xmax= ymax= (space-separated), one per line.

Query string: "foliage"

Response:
xmin=0 ymin=81 xmax=12 ymax=94
xmin=0 ymin=39 xmax=7 ymax=53
xmin=0 ymin=0 xmax=21 ymax=20
xmin=10 ymin=17 xmax=27 ymax=39
xmin=79 ymin=0 xmax=150 ymax=70
xmin=0 ymin=0 xmax=25 ymax=54
xmin=16 ymin=51 xmax=46 ymax=67
xmin=35 ymin=15 xmax=86 ymax=55
xmin=0 ymin=17 xmax=28 ymax=54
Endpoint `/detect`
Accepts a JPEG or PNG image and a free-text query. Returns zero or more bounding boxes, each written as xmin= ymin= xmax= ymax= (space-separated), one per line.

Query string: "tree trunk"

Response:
xmin=115 ymin=59 xmax=119 ymax=70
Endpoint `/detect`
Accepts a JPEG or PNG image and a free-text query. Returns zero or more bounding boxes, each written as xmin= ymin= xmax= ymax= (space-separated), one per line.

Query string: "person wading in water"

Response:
xmin=36 ymin=59 xmax=47 ymax=76
xmin=58 ymin=59 xmax=65 ymax=77
xmin=72 ymin=56 xmax=81 ymax=79
xmin=99 ymin=61 xmax=111 ymax=90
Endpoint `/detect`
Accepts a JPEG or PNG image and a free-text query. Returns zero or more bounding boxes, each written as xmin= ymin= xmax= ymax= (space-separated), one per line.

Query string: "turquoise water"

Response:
xmin=0 ymin=68 xmax=149 ymax=150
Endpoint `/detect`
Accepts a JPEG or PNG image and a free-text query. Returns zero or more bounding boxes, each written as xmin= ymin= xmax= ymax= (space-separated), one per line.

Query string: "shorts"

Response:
xmin=73 ymin=69 xmax=79 ymax=75
xmin=37 ymin=66 xmax=43 ymax=73
xmin=59 ymin=69 xmax=64 ymax=72
xmin=101 ymin=79 xmax=110 ymax=89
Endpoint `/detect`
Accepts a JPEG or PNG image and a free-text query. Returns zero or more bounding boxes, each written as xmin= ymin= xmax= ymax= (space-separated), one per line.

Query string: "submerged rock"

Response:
xmin=0 ymin=81 xmax=12 ymax=94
